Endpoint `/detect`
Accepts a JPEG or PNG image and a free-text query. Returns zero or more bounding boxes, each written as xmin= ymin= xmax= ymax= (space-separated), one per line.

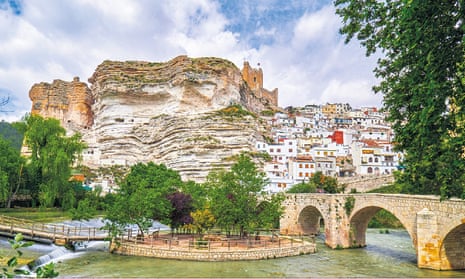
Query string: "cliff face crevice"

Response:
xmin=29 ymin=55 xmax=274 ymax=182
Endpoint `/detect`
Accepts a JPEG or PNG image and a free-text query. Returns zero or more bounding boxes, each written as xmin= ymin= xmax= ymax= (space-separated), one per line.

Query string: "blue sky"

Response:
xmin=0 ymin=0 xmax=381 ymax=121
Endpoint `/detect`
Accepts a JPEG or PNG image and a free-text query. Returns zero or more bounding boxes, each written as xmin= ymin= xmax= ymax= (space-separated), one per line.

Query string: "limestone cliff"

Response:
xmin=29 ymin=77 xmax=93 ymax=129
xmin=28 ymin=56 xmax=274 ymax=182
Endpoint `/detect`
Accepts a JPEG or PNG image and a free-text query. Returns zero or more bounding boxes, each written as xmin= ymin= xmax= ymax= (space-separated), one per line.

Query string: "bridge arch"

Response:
xmin=349 ymin=205 xmax=412 ymax=248
xmin=297 ymin=205 xmax=325 ymax=236
xmin=439 ymin=222 xmax=465 ymax=270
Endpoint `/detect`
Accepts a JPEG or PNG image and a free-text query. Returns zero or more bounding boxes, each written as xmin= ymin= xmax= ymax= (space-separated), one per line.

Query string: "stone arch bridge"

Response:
xmin=280 ymin=193 xmax=465 ymax=270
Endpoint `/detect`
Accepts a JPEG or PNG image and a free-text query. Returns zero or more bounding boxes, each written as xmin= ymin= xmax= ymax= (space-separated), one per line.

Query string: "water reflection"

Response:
xmin=3 ymin=229 xmax=465 ymax=277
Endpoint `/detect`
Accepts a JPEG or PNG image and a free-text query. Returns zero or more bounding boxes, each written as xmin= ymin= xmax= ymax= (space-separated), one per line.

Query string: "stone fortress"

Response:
xmin=27 ymin=55 xmax=279 ymax=183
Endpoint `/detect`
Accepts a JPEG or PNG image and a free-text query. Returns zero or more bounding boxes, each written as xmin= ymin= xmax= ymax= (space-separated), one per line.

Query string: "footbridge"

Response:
xmin=0 ymin=215 xmax=108 ymax=245
xmin=280 ymin=193 xmax=465 ymax=270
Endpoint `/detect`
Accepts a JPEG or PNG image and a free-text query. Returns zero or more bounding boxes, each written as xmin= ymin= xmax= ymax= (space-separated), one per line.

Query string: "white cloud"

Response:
xmin=292 ymin=5 xmax=339 ymax=49
xmin=0 ymin=0 xmax=382 ymax=122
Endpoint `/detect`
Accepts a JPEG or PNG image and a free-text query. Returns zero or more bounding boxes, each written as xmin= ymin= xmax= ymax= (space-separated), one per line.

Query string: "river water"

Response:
xmin=8 ymin=228 xmax=464 ymax=278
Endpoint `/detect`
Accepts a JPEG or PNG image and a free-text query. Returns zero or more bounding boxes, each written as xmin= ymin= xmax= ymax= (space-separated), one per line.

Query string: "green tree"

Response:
xmin=23 ymin=115 xmax=86 ymax=208
xmin=190 ymin=208 xmax=216 ymax=236
xmin=180 ymin=180 xmax=208 ymax=210
xmin=207 ymin=154 xmax=283 ymax=237
xmin=287 ymin=172 xmax=343 ymax=193
xmin=105 ymin=162 xmax=181 ymax=237
xmin=287 ymin=182 xmax=317 ymax=193
xmin=0 ymin=121 xmax=24 ymax=150
xmin=0 ymin=137 xmax=25 ymax=208
xmin=335 ymin=0 xmax=465 ymax=198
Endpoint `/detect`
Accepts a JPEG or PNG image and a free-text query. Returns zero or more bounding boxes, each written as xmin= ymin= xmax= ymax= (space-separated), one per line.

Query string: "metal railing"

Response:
xmin=0 ymin=215 xmax=108 ymax=241
xmin=116 ymin=230 xmax=315 ymax=252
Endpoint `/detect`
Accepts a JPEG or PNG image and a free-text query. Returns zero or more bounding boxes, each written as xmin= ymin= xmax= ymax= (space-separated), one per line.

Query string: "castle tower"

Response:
xmin=241 ymin=61 xmax=278 ymax=107
xmin=241 ymin=61 xmax=263 ymax=91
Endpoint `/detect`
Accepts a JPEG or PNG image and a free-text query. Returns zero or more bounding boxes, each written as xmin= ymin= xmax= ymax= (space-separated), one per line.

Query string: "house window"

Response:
xmin=299 ymin=172 xmax=303 ymax=177
xmin=277 ymin=148 xmax=281 ymax=152
xmin=299 ymin=164 xmax=303 ymax=168
xmin=289 ymin=149 xmax=293 ymax=152
xmin=270 ymin=148 xmax=274 ymax=152
xmin=305 ymin=173 xmax=309 ymax=177
xmin=305 ymin=164 xmax=309 ymax=168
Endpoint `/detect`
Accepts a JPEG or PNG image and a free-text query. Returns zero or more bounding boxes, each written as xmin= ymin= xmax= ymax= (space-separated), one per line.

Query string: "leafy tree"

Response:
xmin=23 ymin=115 xmax=86 ymax=208
xmin=0 ymin=121 xmax=24 ymax=150
xmin=287 ymin=182 xmax=317 ymax=193
xmin=335 ymin=0 xmax=465 ymax=198
xmin=69 ymin=198 xmax=97 ymax=221
xmin=166 ymin=191 xmax=194 ymax=233
xmin=207 ymin=154 xmax=283 ymax=237
xmin=190 ymin=208 xmax=216 ymax=236
xmin=312 ymin=172 xmax=343 ymax=193
xmin=180 ymin=180 xmax=208 ymax=210
xmin=105 ymin=162 xmax=181 ymax=237
xmin=287 ymin=172 xmax=343 ymax=193
xmin=0 ymin=137 xmax=25 ymax=208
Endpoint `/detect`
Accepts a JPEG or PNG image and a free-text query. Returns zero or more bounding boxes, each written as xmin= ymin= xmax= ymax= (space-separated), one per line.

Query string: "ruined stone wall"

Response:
xmin=241 ymin=61 xmax=278 ymax=108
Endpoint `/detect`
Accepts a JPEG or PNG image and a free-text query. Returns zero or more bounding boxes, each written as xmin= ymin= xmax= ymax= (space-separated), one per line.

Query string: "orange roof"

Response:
xmin=360 ymin=139 xmax=381 ymax=148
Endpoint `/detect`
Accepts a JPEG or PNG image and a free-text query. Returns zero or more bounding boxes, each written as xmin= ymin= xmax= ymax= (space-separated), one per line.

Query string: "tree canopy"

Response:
xmin=23 ymin=114 xmax=86 ymax=208
xmin=206 ymin=154 xmax=284 ymax=237
xmin=0 ymin=136 xmax=25 ymax=208
xmin=287 ymin=172 xmax=344 ymax=193
xmin=335 ymin=0 xmax=465 ymax=198
xmin=105 ymin=162 xmax=183 ymax=236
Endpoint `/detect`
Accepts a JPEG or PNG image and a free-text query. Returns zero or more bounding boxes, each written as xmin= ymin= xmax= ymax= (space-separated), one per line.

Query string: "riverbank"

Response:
xmin=110 ymin=234 xmax=316 ymax=261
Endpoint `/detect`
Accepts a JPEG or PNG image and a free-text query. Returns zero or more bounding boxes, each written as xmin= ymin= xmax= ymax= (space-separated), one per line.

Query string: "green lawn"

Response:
xmin=0 ymin=208 xmax=72 ymax=223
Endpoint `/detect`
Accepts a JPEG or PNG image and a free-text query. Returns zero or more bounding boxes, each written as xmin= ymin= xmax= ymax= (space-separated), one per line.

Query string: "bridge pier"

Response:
xmin=416 ymin=208 xmax=445 ymax=270
xmin=280 ymin=193 xmax=465 ymax=271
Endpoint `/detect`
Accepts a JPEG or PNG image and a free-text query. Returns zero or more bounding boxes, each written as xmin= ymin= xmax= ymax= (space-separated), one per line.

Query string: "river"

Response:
xmin=5 ymin=228 xmax=464 ymax=278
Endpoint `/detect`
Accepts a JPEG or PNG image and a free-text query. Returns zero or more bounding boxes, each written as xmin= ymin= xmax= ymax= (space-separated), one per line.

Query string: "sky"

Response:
xmin=0 ymin=0 xmax=382 ymax=122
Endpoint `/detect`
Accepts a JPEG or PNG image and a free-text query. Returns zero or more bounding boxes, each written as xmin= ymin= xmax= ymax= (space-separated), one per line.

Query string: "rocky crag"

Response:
xmin=28 ymin=55 xmax=277 ymax=182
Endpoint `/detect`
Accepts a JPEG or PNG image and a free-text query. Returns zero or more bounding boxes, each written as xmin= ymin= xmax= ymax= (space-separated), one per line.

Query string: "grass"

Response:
xmin=0 ymin=208 xmax=71 ymax=223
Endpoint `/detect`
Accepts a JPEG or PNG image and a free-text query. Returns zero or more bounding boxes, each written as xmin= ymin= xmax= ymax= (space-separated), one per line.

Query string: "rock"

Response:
xmin=28 ymin=56 xmax=275 ymax=182
xmin=29 ymin=77 xmax=93 ymax=129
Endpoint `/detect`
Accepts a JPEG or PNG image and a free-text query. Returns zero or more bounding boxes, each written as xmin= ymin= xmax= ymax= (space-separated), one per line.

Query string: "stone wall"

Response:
xmin=110 ymin=241 xmax=315 ymax=261
xmin=338 ymin=174 xmax=394 ymax=193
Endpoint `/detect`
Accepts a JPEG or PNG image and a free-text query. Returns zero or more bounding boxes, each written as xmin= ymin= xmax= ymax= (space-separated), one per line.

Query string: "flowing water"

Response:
xmin=7 ymin=229 xmax=464 ymax=278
